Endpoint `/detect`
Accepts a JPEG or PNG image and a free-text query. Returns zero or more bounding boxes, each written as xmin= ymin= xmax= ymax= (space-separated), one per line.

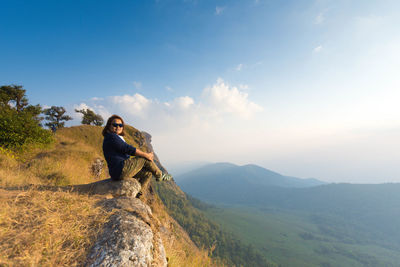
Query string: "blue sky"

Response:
xmin=2 ymin=0 xmax=400 ymax=183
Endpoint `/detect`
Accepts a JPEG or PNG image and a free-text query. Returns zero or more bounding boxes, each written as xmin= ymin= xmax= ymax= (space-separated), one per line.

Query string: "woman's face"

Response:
xmin=110 ymin=118 xmax=123 ymax=135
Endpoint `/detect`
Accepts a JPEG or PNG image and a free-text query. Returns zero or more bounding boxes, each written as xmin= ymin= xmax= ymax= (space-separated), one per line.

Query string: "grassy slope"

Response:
xmin=203 ymin=205 xmax=400 ymax=267
xmin=0 ymin=125 xmax=215 ymax=266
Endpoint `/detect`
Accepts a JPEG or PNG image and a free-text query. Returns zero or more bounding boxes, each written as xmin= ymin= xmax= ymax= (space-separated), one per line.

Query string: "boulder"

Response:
xmin=85 ymin=179 xmax=167 ymax=267
xmin=86 ymin=212 xmax=155 ymax=267
xmin=67 ymin=178 xmax=141 ymax=198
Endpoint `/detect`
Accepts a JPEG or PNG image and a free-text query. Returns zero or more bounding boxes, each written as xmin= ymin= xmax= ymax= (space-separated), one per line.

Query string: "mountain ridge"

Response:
xmin=177 ymin=162 xmax=326 ymax=187
xmin=177 ymin=162 xmax=326 ymax=202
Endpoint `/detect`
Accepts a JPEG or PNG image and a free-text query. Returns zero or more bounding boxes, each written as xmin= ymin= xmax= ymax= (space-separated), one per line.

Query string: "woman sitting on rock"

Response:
xmin=102 ymin=114 xmax=171 ymax=196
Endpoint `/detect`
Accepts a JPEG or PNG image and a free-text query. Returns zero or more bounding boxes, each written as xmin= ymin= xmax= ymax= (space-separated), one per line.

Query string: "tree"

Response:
xmin=43 ymin=106 xmax=72 ymax=130
xmin=0 ymin=85 xmax=52 ymax=149
xmin=75 ymin=108 xmax=104 ymax=126
xmin=0 ymin=84 xmax=29 ymax=112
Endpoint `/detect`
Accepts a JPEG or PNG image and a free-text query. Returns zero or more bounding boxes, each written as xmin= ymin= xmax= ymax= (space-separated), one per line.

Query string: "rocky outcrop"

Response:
xmin=141 ymin=132 xmax=168 ymax=175
xmin=5 ymin=178 xmax=168 ymax=266
xmin=90 ymin=158 xmax=105 ymax=179
xmin=6 ymin=178 xmax=141 ymax=198
xmin=83 ymin=178 xmax=167 ymax=267
xmin=68 ymin=178 xmax=142 ymax=198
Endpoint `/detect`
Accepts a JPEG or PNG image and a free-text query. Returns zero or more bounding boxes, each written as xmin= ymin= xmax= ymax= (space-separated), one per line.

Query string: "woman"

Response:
xmin=102 ymin=115 xmax=171 ymax=195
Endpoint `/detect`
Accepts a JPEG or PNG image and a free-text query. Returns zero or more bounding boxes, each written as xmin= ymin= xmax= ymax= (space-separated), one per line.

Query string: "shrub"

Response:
xmin=0 ymin=108 xmax=53 ymax=149
xmin=0 ymin=85 xmax=53 ymax=150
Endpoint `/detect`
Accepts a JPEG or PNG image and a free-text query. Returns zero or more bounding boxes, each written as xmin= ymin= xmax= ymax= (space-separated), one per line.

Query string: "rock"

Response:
xmin=91 ymin=158 xmax=105 ymax=179
xmin=85 ymin=182 xmax=168 ymax=267
xmin=7 ymin=178 xmax=142 ymax=198
xmin=86 ymin=212 xmax=155 ymax=267
xmin=100 ymin=197 xmax=154 ymax=226
xmin=134 ymin=131 xmax=146 ymax=147
xmin=67 ymin=178 xmax=142 ymax=198
xmin=152 ymin=232 xmax=167 ymax=267
xmin=141 ymin=132 xmax=168 ymax=175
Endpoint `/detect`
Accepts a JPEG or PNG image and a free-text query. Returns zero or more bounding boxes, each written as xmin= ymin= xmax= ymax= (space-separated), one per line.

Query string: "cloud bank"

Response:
xmin=70 ymin=78 xmax=263 ymax=165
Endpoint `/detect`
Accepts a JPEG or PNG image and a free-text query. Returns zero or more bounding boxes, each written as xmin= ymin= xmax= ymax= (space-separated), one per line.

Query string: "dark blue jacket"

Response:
xmin=103 ymin=132 xmax=137 ymax=180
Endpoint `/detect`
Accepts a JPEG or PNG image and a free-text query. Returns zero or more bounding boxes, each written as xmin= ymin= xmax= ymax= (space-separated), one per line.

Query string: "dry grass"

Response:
xmin=0 ymin=126 xmax=108 ymax=187
xmin=163 ymin=232 xmax=219 ymax=267
xmin=0 ymin=188 xmax=111 ymax=266
xmin=0 ymin=153 xmax=42 ymax=187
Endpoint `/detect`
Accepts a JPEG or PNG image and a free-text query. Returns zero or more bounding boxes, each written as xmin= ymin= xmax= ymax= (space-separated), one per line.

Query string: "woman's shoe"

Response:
xmin=161 ymin=173 xmax=172 ymax=181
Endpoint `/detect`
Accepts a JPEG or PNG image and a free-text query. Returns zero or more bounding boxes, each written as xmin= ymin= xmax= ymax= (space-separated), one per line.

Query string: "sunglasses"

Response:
xmin=112 ymin=123 xmax=124 ymax=128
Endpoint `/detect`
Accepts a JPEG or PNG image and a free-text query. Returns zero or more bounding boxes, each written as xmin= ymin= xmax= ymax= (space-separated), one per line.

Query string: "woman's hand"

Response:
xmin=146 ymin=152 xmax=154 ymax=162
xmin=135 ymin=148 xmax=154 ymax=161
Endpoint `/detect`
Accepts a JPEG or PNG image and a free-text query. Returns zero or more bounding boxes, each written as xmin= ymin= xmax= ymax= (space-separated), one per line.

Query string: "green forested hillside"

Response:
xmin=202 ymin=205 xmax=400 ymax=267
xmin=273 ymin=183 xmax=400 ymax=249
xmin=178 ymin=168 xmax=400 ymax=266
xmin=192 ymin=182 xmax=400 ymax=250
xmin=154 ymin=180 xmax=276 ymax=267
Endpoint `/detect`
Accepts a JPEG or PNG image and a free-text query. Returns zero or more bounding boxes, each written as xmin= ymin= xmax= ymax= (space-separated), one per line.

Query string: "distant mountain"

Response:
xmin=178 ymin=162 xmax=400 ymax=251
xmin=167 ymin=160 xmax=212 ymax=178
xmin=177 ymin=162 xmax=326 ymax=204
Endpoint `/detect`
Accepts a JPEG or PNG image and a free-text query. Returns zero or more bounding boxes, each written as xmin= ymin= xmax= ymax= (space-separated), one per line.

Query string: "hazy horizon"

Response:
xmin=2 ymin=0 xmax=400 ymax=184
xmin=168 ymin=160 xmax=400 ymax=185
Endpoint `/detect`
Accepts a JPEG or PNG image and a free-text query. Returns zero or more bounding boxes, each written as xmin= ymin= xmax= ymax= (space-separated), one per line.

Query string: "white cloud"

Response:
xmin=166 ymin=86 xmax=173 ymax=92
xmin=171 ymin=96 xmax=194 ymax=109
xmin=215 ymin=6 xmax=225 ymax=15
xmin=313 ymin=45 xmax=323 ymax=53
xmin=202 ymin=78 xmax=263 ymax=118
xmin=133 ymin=81 xmax=142 ymax=90
xmin=236 ymin=63 xmax=243 ymax=71
xmin=315 ymin=12 xmax=324 ymax=24
xmin=239 ymin=84 xmax=249 ymax=90
xmin=91 ymin=97 xmax=103 ymax=101
xmin=73 ymin=102 xmax=91 ymax=111
xmin=110 ymin=93 xmax=151 ymax=117
xmin=73 ymin=78 xmax=262 ymax=128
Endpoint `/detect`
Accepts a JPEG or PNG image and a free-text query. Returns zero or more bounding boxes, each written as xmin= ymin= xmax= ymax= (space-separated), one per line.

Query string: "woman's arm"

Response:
xmin=106 ymin=133 xmax=153 ymax=161
xmin=107 ymin=133 xmax=137 ymax=155
xmin=135 ymin=149 xmax=154 ymax=161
